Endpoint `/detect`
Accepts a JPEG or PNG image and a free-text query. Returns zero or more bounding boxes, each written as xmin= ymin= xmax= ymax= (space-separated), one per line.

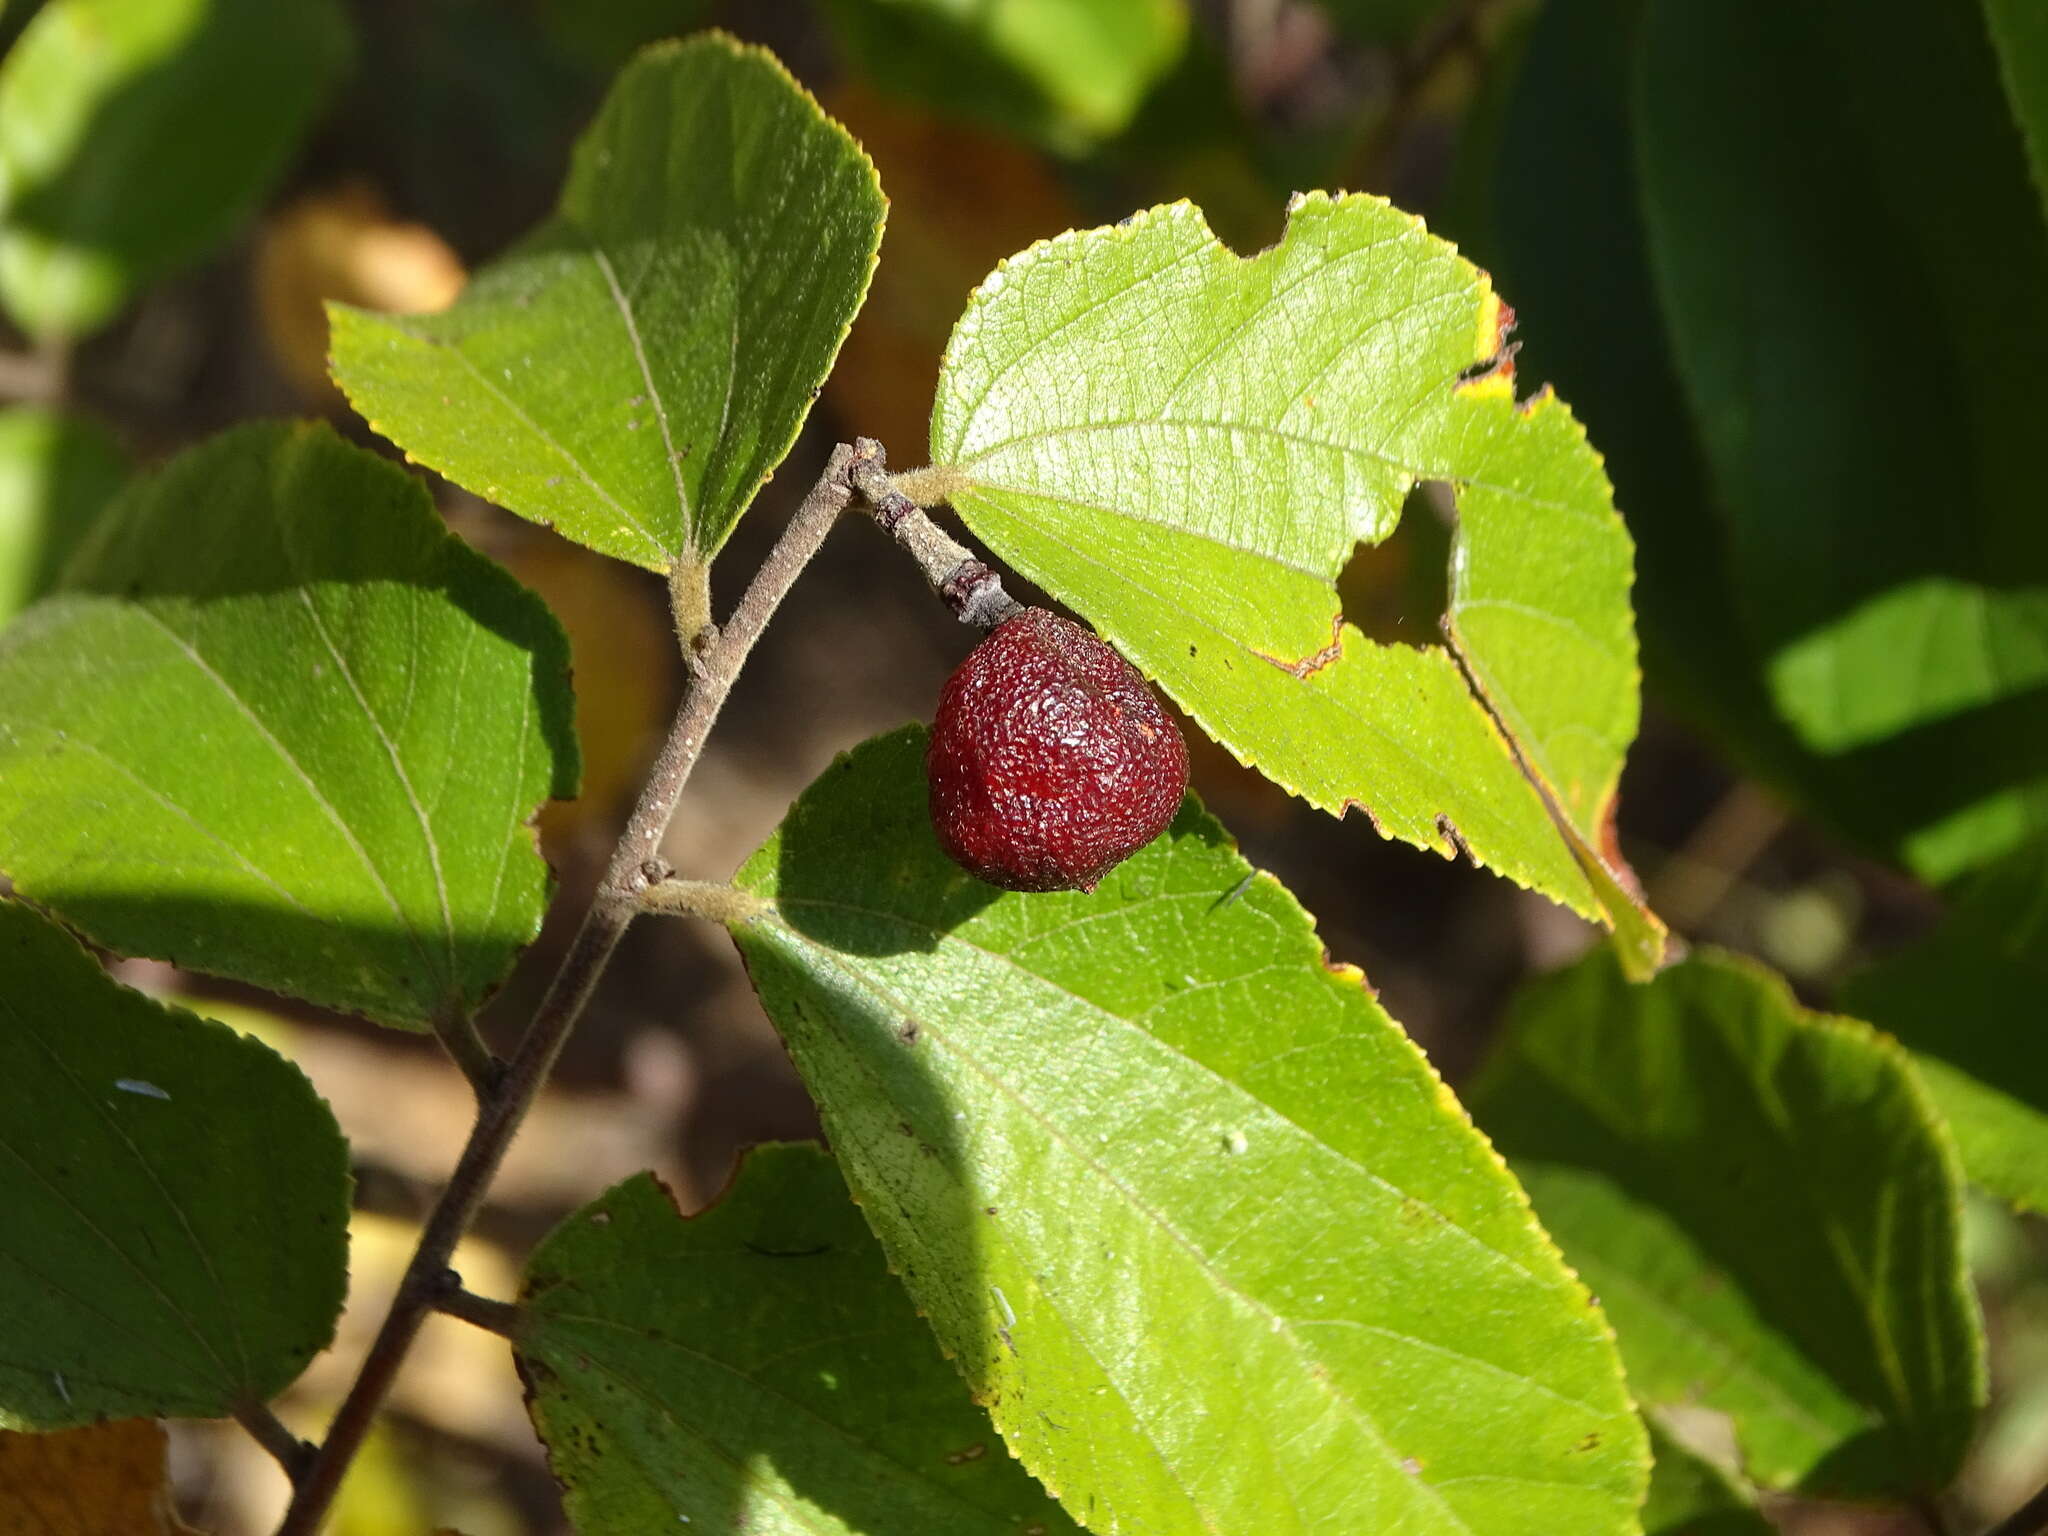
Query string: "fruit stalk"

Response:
xmin=850 ymin=437 xmax=1022 ymax=629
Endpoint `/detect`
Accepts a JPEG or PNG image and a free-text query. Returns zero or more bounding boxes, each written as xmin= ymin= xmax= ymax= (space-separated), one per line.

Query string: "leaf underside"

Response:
xmin=930 ymin=194 xmax=1662 ymax=971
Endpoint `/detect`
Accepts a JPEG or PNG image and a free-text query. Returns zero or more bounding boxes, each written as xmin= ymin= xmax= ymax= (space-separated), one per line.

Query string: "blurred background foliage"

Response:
xmin=0 ymin=0 xmax=2041 ymax=1531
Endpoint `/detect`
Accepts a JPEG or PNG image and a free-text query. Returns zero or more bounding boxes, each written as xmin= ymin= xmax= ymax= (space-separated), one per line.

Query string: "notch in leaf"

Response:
xmin=926 ymin=195 xmax=1663 ymax=972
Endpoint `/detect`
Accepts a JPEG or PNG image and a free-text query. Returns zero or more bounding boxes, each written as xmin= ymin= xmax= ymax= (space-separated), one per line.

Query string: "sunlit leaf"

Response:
xmin=331 ymin=33 xmax=885 ymax=571
xmin=519 ymin=1147 xmax=1081 ymax=1535
xmin=930 ymin=195 xmax=1661 ymax=968
xmin=1475 ymin=0 xmax=1822 ymax=818
xmin=1472 ymin=948 xmax=1984 ymax=1499
xmin=0 ymin=421 xmax=577 ymax=1028
xmin=726 ymin=727 xmax=1646 ymax=1536
xmin=0 ymin=900 xmax=350 ymax=1427
xmin=0 ymin=0 xmax=350 ymax=338
xmin=821 ymin=84 xmax=1079 ymax=461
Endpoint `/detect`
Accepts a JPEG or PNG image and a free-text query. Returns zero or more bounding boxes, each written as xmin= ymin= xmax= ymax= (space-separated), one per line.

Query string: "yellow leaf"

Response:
xmin=0 ymin=1419 xmax=200 ymax=1535
xmin=257 ymin=184 xmax=465 ymax=404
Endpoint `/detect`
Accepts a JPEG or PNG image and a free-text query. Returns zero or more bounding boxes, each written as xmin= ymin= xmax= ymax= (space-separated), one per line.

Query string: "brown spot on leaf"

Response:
xmin=1251 ymin=614 xmax=1345 ymax=679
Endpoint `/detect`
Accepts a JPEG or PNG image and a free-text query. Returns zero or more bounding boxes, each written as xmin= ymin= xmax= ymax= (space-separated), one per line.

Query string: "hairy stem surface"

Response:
xmin=850 ymin=438 xmax=1021 ymax=629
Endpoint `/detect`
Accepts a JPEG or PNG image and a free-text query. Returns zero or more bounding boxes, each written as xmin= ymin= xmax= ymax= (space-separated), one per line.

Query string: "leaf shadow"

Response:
xmin=47 ymin=419 xmax=582 ymax=813
xmin=516 ymin=1145 xmax=1080 ymax=1535
xmin=1820 ymin=680 xmax=2048 ymax=858
xmin=1481 ymin=1030 xmax=1974 ymax=1503
xmin=768 ymin=738 xmax=1004 ymax=957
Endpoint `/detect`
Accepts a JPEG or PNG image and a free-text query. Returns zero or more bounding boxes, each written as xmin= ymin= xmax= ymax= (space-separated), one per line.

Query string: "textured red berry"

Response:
xmin=926 ymin=607 xmax=1189 ymax=892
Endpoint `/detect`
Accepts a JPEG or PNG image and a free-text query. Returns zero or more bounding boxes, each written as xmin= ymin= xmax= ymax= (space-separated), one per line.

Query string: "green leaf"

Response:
xmin=518 ymin=1146 xmax=1082 ymax=1535
xmin=1476 ymin=0 xmax=1824 ymax=815
xmin=0 ymin=899 xmax=350 ymax=1427
xmin=1841 ymin=838 xmax=2048 ymax=1213
xmin=1641 ymin=1421 xmax=1772 ymax=1536
xmin=727 ymin=727 xmax=1646 ymax=1536
xmin=823 ymin=0 xmax=1187 ymax=153
xmin=930 ymin=195 xmax=1661 ymax=968
xmin=1636 ymin=0 xmax=2048 ymax=881
xmin=1984 ymin=0 xmax=2048 ymax=219
xmin=0 ymin=420 xmax=577 ymax=1029
xmin=0 ymin=406 xmax=125 ymax=625
xmin=331 ymin=33 xmax=886 ymax=572
xmin=0 ymin=0 xmax=350 ymax=340
xmin=1470 ymin=948 xmax=1985 ymax=1499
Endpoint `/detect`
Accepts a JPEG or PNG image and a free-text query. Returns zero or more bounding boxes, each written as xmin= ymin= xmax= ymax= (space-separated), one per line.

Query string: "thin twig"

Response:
xmin=1983 ymin=1482 xmax=2048 ymax=1536
xmin=434 ymin=1284 xmax=521 ymax=1339
xmin=233 ymin=1400 xmax=314 ymax=1486
xmin=848 ymin=438 xmax=1022 ymax=629
xmin=274 ymin=444 xmax=858 ymax=1535
xmin=428 ymin=1004 xmax=502 ymax=1101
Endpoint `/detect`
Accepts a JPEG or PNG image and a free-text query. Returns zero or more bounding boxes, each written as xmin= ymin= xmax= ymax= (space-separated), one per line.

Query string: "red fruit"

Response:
xmin=926 ymin=608 xmax=1189 ymax=892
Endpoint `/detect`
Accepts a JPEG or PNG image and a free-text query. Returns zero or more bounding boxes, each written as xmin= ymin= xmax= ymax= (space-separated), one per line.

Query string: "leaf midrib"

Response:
xmin=758 ymin=900 xmax=1629 ymax=1531
xmin=590 ymin=243 xmax=694 ymax=551
xmin=129 ymin=604 xmax=442 ymax=990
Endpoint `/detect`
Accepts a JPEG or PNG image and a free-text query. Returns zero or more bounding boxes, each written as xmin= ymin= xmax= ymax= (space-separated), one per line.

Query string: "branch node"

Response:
xmin=433 ymin=1284 xmax=521 ymax=1339
xmin=275 ymin=441 xmax=860 ymax=1536
xmin=429 ymin=1006 xmax=502 ymax=1102
xmin=233 ymin=1401 xmax=315 ymax=1487
xmin=639 ymin=878 xmax=769 ymax=926
xmin=942 ymin=559 xmax=1025 ymax=629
